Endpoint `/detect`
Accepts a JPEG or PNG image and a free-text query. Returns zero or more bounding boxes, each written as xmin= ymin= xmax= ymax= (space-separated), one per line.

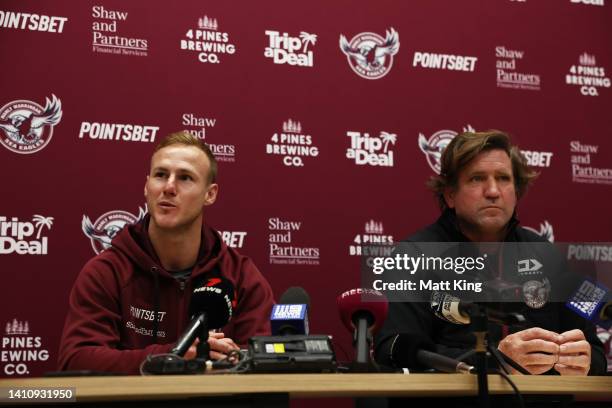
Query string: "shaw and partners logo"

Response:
xmin=0 ymin=215 xmax=53 ymax=255
xmin=2 ymin=319 xmax=49 ymax=376
xmin=495 ymin=46 xmax=541 ymax=91
xmin=346 ymin=130 xmax=397 ymax=167
xmin=339 ymin=28 xmax=399 ymax=80
xmin=268 ymin=217 xmax=320 ymax=266
xmin=418 ymin=125 xmax=475 ymax=173
xmin=91 ymin=5 xmax=148 ymax=57
xmin=0 ymin=95 xmax=62 ymax=154
xmin=570 ymin=140 xmax=612 ymax=185
xmin=264 ymin=30 xmax=317 ymax=67
xmin=82 ymin=206 xmax=146 ymax=254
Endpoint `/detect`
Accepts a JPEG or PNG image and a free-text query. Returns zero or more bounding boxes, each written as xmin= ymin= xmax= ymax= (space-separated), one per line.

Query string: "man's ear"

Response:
xmin=144 ymin=176 xmax=150 ymax=198
xmin=443 ymin=186 xmax=455 ymax=209
xmin=203 ymin=183 xmax=218 ymax=206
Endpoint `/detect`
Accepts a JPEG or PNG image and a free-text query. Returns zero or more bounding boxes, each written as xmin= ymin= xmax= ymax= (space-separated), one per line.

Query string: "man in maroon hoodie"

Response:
xmin=58 ymin=131 xmax=275 ymax=374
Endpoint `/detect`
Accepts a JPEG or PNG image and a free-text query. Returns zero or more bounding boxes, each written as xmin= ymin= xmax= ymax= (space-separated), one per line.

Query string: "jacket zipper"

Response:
xmin=177 ymin=278 xmax=189 ymax=340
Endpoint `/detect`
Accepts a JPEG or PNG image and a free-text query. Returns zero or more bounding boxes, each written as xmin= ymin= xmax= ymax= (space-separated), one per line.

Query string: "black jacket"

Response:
xmin=374 ymin=209 xmax=607 ymax=375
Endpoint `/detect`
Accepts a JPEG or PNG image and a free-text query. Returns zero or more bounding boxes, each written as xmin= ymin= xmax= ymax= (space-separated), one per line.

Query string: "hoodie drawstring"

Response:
xmin=151 ymin=266 xmax=160 ymax=345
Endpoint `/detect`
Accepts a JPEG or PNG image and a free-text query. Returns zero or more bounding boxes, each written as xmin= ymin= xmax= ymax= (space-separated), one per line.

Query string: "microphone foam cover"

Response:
xmin=189 ymin=277 xmax=234 ymax=329
xmin=337 ymin=288 xmax=388 ymax=335
xmin=279 ymin=286 xmax=311 ymax=309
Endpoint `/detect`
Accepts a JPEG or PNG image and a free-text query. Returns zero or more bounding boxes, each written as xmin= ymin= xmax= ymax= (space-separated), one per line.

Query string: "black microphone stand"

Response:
xmin=195 ymin=315 xmax=211 ymax=362
xmin=349 ymin=312 xmax=381 ymax=372
xmin=467 ymin=304 xmax=529 ymax=408
xmin=142 ymin=315 xmax=211 ymax=375
xmin=471 ymin=304 xmax=490 ymax=408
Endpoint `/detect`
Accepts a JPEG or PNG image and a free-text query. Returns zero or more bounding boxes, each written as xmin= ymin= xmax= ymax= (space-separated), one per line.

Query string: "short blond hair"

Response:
xmin=428 ymin=131 xmax=538 ymax=210
xmin=153 ymin=131 xmax=217 ymax=184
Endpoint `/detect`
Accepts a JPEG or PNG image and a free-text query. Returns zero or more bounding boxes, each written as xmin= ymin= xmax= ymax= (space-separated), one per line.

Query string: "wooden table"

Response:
xmin=0 ymin=373 xmax=610 ymax=406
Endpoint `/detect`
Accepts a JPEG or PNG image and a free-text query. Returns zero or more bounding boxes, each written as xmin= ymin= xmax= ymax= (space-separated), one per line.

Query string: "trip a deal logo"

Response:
xmin=0 ymin=215 xmax=54 ymax=255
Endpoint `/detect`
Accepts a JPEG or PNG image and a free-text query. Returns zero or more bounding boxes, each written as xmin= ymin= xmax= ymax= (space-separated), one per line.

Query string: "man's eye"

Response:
xmin=498 ymin=175 xmax=511 ymax=182
xmin=180 ymin=175 xmax=193 ymax=181
xmin=470 ymin=176 xmax=483 ymax=182
xmin=154 ymin=172 xmax=166 ymax=178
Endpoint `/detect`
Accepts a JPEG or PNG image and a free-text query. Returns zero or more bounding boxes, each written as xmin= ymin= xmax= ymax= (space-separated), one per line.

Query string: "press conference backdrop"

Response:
xmin=1 ymin=0 xmax=611 ymax=378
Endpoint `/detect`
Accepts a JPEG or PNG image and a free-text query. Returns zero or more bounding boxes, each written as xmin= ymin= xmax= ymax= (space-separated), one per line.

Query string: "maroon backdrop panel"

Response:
xmin=1 ymin=0 xmax=611 ymax=383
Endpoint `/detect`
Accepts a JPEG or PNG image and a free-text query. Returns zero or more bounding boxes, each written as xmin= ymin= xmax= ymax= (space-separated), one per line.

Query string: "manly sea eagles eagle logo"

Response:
xmin=418 ymin=124 xmax=475 ymax=174
xmin=82 ymin=206 xmax=147 ymax=254
xmin=524 ymin=221 xmax=555 ymax=242
xmin=339 ymin=28 xmax=399 ymax=80
xmin=0 ymin=95 xmax=62 ymax=154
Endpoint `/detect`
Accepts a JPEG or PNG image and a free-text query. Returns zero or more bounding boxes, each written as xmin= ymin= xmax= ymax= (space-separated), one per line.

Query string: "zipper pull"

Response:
xmin=179 ymin=279 xmax=186 ymax=291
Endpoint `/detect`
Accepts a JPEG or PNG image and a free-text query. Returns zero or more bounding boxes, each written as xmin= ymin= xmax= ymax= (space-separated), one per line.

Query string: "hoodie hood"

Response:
xmin=110 ymin=213 xmax=227 ymax=277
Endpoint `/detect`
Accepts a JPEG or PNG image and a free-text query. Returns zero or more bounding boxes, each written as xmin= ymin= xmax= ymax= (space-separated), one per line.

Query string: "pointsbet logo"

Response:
xmin=0 ymin=10 xmax=67 ymax=33
xmin=0 ymin=215 xmax=53 ymax=255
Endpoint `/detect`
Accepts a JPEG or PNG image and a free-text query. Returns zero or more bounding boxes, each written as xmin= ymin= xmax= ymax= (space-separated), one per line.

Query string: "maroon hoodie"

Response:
xmin=58 ymin=216 xmax=274 ymax=374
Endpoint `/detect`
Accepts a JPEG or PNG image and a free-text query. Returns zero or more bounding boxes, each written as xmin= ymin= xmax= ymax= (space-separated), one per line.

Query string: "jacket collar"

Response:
xmin=438 ymin=209 xmax=520 ymax=242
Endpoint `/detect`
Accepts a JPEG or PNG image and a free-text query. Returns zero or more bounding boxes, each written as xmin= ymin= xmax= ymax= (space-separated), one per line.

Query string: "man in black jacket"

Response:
xmin=375 ymin=131 xmax=606 ymax=376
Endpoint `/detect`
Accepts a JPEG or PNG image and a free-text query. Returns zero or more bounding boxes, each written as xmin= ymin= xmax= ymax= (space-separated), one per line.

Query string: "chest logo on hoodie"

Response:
xmin=523 ymin=278 xmax=551 ymax=309
xmin=82 ymin=206 xmax=146 ymax=254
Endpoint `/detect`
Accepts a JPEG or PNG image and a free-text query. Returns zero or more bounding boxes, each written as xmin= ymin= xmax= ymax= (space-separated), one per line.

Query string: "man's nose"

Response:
xmin=163 ymin=175 xmax=177 ymax=195
xmin=484 ymin=178 xmax=501 ymax=198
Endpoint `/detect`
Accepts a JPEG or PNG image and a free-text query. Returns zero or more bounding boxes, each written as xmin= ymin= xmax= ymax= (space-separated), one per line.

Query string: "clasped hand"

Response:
xmin=498 ymin=328 xmax=591 ymax=375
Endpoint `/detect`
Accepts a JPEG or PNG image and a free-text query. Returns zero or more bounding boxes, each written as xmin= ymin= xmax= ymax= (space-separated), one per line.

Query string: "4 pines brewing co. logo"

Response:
xmin=0 ymin=95 xmax=62 ymax=154
xmin=2 ymin=319 xmax=49 ymax=376
xmin=266 ymin=119 xmax=319 ymax=167
xmin=181 ymin=16 xmax=236 ymax=64
xmin=349 ymin=220 xmax=394 ymax=256
xmin=82 ymin=207 xmax=146 ymax=254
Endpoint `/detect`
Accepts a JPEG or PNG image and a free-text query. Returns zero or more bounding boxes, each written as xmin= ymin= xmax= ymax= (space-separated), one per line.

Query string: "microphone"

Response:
xmin=430 ymin=291 xmax=527 ymax=326
xmin=390 ymin=332 xmax=475 ymax=374
xmin=566 ymin=279 xmax=612 ymax=329
xmin=271 ymin=287 xmax=310 ymax=335
xmin=337 ymin=288 xmax=388 ymax=366
xmin=171 ymin=277 xmax=235 ymax=356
